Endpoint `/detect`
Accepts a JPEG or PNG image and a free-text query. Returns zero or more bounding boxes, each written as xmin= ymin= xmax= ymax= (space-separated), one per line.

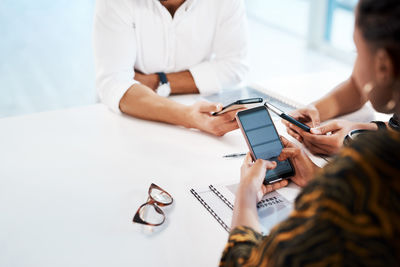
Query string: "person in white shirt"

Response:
xmin=93 ymin=0 xmax=248 ymax=136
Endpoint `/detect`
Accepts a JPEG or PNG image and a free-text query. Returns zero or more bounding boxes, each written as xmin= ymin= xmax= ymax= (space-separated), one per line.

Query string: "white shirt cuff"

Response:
xmin=189 ymin=62 xmax=221 ymax=95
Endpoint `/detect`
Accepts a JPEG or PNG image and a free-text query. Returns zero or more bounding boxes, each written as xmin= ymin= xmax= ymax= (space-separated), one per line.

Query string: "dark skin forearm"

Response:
xmin=231 ymin=187 xmax=261 ymax=232
xmin=168 ymin=71 xmax=199 ymax=94
xmin=134 ymin=70 xmax=199 ymax=95
xmin=314 ymin=76 xmax=368 ymax=121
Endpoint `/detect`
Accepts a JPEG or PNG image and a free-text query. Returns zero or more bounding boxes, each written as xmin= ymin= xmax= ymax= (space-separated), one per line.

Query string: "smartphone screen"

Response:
xmin=237 ymin=106 xmax=295 ymax=183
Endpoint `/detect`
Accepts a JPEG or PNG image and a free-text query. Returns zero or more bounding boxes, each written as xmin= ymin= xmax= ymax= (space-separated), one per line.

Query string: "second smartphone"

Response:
xmin=236 ymin=106 xmax=295 ymax=184
xmin=212 ymin=98 xmax=263 ymax=116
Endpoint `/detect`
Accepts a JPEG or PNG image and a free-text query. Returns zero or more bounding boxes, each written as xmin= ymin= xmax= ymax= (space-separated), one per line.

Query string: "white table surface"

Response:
xmin=1 ymin=91 xmax=278 ymax=266
xmin=0 ymin=74 xmax=380 ymax=267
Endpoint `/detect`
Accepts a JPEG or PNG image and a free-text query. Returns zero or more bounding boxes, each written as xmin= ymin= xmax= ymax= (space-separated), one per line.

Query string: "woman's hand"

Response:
xmin=278 ymin=137 xmax=319 ymax=187
xmin=283 ymin=105 xmax=321 ymax=142
xmin=186 ymin=101 xmax=242 ymax=136
xmin=238 ymin=154 xmax=289 ymax=202
xmin=285 ymin=120 xmax=377 ymax=156
xmin=231 ymin=154 xmax=289 ymax=230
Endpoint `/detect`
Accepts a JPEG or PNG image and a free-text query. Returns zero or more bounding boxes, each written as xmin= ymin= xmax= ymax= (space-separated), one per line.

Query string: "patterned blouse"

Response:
xmin=220 ymin=129 xmax=400 ymax=266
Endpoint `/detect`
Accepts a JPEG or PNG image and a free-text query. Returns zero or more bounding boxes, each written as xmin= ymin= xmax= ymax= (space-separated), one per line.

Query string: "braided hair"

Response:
xmin=357 ymin=0 xmax=400 ymax=75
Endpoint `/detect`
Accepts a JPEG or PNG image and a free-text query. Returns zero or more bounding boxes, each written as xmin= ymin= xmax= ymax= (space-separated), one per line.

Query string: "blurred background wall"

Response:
xmin=0 ymin=0 xmax=96 ymax=117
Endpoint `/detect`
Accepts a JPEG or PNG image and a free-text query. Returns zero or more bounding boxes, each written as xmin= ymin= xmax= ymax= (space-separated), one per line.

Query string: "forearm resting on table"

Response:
xmin=119 ymin=83 xmax=192 ymax=127
xmin=314 ymin=76 xmax=368 ymax=121
xmin=231 ymin=188 xmax=261 ymax=233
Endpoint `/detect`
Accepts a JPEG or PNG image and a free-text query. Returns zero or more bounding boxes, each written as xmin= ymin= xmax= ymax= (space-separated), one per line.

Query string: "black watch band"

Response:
xmin=156 ymin=72 xmax=168 ymax=85
xmin=371 ymin=121 xmax=387 ymax=130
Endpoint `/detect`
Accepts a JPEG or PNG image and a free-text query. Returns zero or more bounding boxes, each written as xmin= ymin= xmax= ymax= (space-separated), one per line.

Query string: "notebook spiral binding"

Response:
xmin=209 ymin=185 xmax=234 ymax=210
xmin=190 ymin=189 xmax=230 ymax=233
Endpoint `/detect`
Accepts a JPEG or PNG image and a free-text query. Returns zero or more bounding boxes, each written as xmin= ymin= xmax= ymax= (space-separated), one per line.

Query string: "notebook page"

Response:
xmin=212 ymin=182 xmax=299 ymax=235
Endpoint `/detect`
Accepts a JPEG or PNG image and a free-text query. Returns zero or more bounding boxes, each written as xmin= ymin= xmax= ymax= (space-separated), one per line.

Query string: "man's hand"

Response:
xmin=278 ymin=137 xmax=319 ymax=187
xmin=186 ymin=102 xmax=242 ymax=136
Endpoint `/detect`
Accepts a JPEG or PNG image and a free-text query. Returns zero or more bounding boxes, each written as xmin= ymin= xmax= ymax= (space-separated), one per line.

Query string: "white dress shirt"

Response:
xmin=94 ymin=0 xmax=248 ymax=113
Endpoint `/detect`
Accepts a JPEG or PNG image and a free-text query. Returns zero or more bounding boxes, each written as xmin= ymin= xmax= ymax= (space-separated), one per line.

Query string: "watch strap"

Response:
xmin=156 ymin=72 xmax=168 ymax=85
xmin=371 ymin=121 xmax=387 ymax=130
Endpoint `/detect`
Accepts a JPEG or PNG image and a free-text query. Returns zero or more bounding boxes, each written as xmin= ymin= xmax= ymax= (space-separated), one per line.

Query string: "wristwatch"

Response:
xmin=156 ymin=72 xmax=171 ymax=97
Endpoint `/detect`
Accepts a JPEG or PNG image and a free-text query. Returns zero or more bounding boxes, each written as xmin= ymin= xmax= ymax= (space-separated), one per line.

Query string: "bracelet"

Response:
xmin=370 ymin=121 xmax=387 ymax=130
xmin=343 ymin=129 xmax=370 ymax=146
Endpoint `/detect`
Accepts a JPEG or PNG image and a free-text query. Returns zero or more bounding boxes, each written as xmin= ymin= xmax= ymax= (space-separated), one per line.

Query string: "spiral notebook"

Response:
xmin=190 ymin=182 xmax=300 ymax=235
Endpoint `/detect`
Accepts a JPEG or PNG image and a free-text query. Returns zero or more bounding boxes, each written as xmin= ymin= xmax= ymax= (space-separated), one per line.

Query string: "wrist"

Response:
xmin=370 ymin=121 xmax=386 ymax=131
xmin=151 ymin=74 xmax=160 ymax=91
xmin=353 ymin=122 xmax=379 ymax=131
xmin=181 ymin=105 xmax=196 ymax=129
xmin=237 ymin=182 xmax=258 ymax=203
xmin=235 ymin=190 xmax=258 ymax=209
xmin=312 ymin=102 xmax=328 ymax=121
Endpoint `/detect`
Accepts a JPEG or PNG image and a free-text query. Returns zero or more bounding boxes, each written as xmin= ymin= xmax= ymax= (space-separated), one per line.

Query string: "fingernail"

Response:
xmin=311 ymin=128 xmax=320 ymax=134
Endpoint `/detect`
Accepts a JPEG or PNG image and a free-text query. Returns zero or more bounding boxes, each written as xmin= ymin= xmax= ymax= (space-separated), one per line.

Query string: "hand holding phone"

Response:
xmin=239 ymin=153 xmax=289 ymax=198
xmin=264 ymin=102 xmax=311 ymax=132
xmin=278 ymin=136 xmax=319 ymax=187
xmin=236 ymin=106 xmax=295 ymax=184
xmin=212 ymin=98 xmax=263 ymax=116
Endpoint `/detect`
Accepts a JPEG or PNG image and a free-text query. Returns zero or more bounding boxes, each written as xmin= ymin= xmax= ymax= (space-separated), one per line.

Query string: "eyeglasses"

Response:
xmin=133 ymin=183 xmax=173 ymax=226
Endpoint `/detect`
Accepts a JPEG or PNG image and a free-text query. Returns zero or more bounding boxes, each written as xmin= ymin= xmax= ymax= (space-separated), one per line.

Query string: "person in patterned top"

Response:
xmin=220 ymin=0 xmax=400 ymax=266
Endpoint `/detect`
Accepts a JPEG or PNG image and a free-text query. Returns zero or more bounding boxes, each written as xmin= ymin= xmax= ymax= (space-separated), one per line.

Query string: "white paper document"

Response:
xmin=191 ymin=182 xmax=300 ymax=235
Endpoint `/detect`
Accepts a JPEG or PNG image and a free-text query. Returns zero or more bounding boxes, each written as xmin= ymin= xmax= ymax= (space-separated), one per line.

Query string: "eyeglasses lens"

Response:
xmin=150 ymin=188 xmax=172 ymax=205
xmin=138 ymin=204 xmax=165 ymax=225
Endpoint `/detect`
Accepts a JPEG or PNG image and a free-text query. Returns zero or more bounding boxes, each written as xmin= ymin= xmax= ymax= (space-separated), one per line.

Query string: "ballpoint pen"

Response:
xmin=264 ymin=102 xmax=311 ymax=132
xmin=223 ymin=153 xmax=247 ymax=158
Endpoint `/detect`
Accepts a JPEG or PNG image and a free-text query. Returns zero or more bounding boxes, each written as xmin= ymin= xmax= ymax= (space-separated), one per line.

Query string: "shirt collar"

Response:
xmin=154 ymin=0 xmax=198 ymax=13
xmin=184 ymin=0 xmax=197 ymax=11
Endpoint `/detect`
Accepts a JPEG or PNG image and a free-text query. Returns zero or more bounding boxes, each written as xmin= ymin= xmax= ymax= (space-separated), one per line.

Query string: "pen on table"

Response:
xmin=264 ymin=102 xmax=311 ymax=132
xmin=223 ymin=153 xmax=247 ymax=158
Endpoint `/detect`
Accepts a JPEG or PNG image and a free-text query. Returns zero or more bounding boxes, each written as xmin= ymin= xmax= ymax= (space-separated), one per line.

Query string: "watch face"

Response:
xmin=157 ymin=83 xmax=171 ymax=97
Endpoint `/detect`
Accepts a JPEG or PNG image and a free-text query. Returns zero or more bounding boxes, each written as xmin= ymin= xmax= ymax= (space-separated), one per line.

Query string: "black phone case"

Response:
xmin=236 ymin=106 xmax=295 ymax=184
